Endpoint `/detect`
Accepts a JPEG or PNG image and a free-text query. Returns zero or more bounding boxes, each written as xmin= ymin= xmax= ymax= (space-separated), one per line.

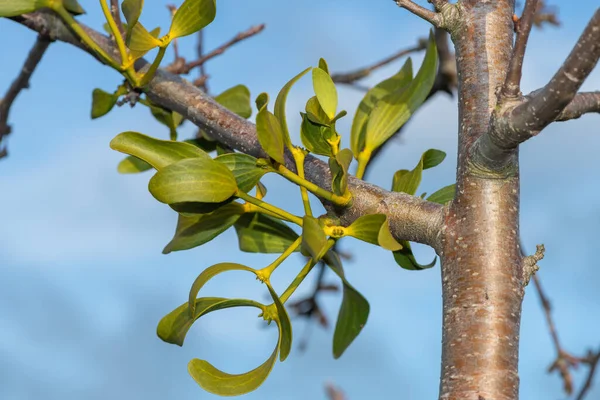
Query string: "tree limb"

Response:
xmin=555 ymin=91 xmax=600 ymax=121
xmin=11 ymin=11 xmax=445 ymax=249
xmin=394 ymin=0 xmax=442 ymax=27
xmin=0 ymin=33 xmax=52 ymax=159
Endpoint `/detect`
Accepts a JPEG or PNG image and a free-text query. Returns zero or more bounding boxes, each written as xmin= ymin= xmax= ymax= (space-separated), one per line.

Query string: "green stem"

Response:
xmin=236 ymin=191 xmax=303 ymax=226
xmin=53 ymin=5 xmax=123 ymax=72
xmin=258 ymin=237 xmax=302 ymax=279
xmin=291 ymin=148 xmax=312 ymax=217
xmin=139 ymin=46 xmax=168 ymax=87
xmin=280 ymin=239 xmax=335 ymax=304
xmin=355 ymin=149 xmax=372 ymax=180
xmin=245 ymin=203 xmax=296 ymax=224
xmin=276 ymin=164 xmax=352 ymax=207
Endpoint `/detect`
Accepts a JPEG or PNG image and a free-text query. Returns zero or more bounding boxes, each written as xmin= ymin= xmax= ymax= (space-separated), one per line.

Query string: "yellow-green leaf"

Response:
xmin=265 ymin=282 xmax=292 ymax=361
xmin=256 ymin=109 xmax=285 ymax=164
xmin=305 ymin=96 xmax=331 ymax=125
xmin=62 ymin=0 xmax=85 ymax=14
xmin=392 ymin=149 xmax=446 ymax=196
xmin=117 ymin=155 xmax=152 ymax=174
xmin=318 ymin=58 xmax=330 ymax=74
xmin=255 ymin=92 xmax=269 ymax=112
xmin=300 ymin=113 xmax=334 ymax=157
xmin=169 ymin=0 xmax=216 ymax=39
xmin=364 ymin=33 xmax=437 ymax=152
xmin=216 ymin=153 xmax=270 ymax=192
xmin=121 ymin=0 xmax=144 ymax=41
xmin=345 ymin=214 xmax=402 ymax=251
xmin=214 ymin=85 xmax=252 ymax=119
xmin=234 ymin=213 xmax=299 ymax=253
xmin=301 ymin=215 xmax=327 ymax=261
xmin=393 ymin=241 xmax=437 ymax=270
xmin=148 ymin=157 xmax=238 ymax=204
xmin=163 ymin=202 xmax=244 ymax=253
xmin=274 ymin=67 xmax=311 ymax=149
xmin=110 ymin=131 xmax=210 ymax=170
xmin=350 ymin=59 xmax=413 ymax=156
xmin=127 ymin=21 xmax=161 ymax=52
xmin=91 ymin=88 xmax=118 ymax=119
xmin=0 ymin=0 xmax=43 ymax=17
xmin=312 ymin=67 xmax=337 ymax=120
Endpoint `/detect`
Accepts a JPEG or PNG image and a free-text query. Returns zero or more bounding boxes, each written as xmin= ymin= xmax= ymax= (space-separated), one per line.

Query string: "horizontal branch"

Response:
xmin=394 ymin=0 xmax=442 ymax=27
xmin=472 ymin=9 xmax=600 ymax=170
xmin=555 ymin=91 xmax=600 ymax=121
xmin=12 ymin=11 xmax=445 ymax=249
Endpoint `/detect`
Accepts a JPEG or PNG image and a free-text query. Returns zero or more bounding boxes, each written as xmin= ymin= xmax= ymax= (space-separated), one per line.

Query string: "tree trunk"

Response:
xmin=439 ymin=1 xmax=523 ymax=399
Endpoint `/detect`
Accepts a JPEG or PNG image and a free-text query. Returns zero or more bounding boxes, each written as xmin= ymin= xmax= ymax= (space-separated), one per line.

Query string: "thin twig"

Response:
xmin=502 ymin=0 xmax=539 ymax=98
xmin=196 ymin=29 xmax=209 ymax=93
xmin=0 ymin=34 xmax=52 ymax=159
xmin=394 ymin=0 xmax=442 ymax=27
xmin=576 ymin=350 xmax=600 ymax=400
xmin=172 ymin=24 xmax=265 ymax=75
xmin=331 ymin=40 xmax=426 ymax=84
xmin=110 ymin=0 xmax=125 ymax=39
xmin=325 ymin=383 xmax=346 ymax=400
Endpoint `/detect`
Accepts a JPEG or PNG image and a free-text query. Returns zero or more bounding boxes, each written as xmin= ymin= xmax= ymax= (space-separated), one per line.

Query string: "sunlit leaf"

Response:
xmin=110 ymin=131 xmax=209 ymax=170
xmin=91 ymin=89 xmax=118 ymax=119
xmin=318 ymin=58 xmax=330 ymax=74
xmin=350 ymin=58 xmax=413 ymax=155
xmin=169 ymin=0 xmax=216 ymax=39
xmin=265 ymin=282 xmax=292 ymax=361
xmin=329 ymin=149 xmax=353 ymax=196
xmin=121 ymin=0 xmax=143 ymax=41
xmin=215 ymin=153 xmax=270 ymax=192
xmin=364 ymin=33 xmax=437 ymax=152
xmin=148 ymin=157 xmax=238 ymax=204
xmin=345 ymin=214 xmax=402 ymax=251
xmin=117 ymin=155 xmax=152 ymax=174
xmin=274 ymin=67 xmax=311 ymax=149
xmin=256 ymin=109 xmax=285 ymax=164
xmin=214 ymin=85 xmax=252 ymax=119
xmin=312 ymin=67 xmax=337 ymax=120
xmin=422 ymin=149 xmax=446 ymax=169
xmin=234 ymin=213 xmax=299 ymax=253
xmin=427 ymin=184 xmax=455 ymax=204
xmin=301 ymin=215 xmax=327 ymax=261
xmin=163 ymin=202 xmax=245 ymax=253
xmin=392 ymin=149 xmax=446 ymax=196
xmin=255 ymin=92 xmax=269 ymax=112
xmin=305 ymin=96 xmax=331 ymax=125
xmin=127 ymin=21 xmax=162 ymax=52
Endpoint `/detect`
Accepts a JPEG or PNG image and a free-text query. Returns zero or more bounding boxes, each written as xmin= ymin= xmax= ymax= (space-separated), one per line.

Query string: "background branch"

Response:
xmin=0 ymin=33 xmax=52 ymax=159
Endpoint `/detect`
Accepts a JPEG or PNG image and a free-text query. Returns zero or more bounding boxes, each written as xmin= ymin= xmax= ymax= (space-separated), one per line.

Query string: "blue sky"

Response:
xmin=1 ymin=1 xmax=599 ymax=399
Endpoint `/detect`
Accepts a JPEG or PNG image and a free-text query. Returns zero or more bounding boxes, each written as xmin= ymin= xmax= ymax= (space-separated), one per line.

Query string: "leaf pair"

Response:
xmin=351 ymin=32 xmax=438 ymax=160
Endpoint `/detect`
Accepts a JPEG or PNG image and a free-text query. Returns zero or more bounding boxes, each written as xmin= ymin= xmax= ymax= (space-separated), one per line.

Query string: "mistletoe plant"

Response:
xmin=1 ymin=0 xmax=454 ymax=395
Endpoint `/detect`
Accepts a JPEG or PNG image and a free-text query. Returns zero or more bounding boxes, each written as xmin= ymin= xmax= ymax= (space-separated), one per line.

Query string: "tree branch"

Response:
xmin=474 ymin=9 xmax=600 ymax=171
xmin=555 ymin=91 xmax=600 ymax=121
xmin=11 ymin=11 xmax=444 ymax=249
xmin=502 ymin=0 xmax=539 ymax=98
xmin=0 ymin=33 xmax=52 ymax=159
xmin=394 ymin=0 xmax=442 ymax=27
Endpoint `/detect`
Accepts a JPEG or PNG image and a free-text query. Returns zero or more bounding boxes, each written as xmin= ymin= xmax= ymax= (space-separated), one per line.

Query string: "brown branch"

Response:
xmin=168 ymin=24 xmax=265 ymax=75
xmin=394 ymin=0 xmax=442 ymax=27
xmin=331 ymin=40 xmax=426 ymax=84
xmin=0 ymin=34 xmax=52 ymax=159
xmin=502 ymin=0 xmax=539 ymax=98
xmin=195 ymin=29 xmax=209 ymax=92
xmin=555 ymin=92 xmax=600 ymax=121
xmin=576 ymin=350 xmax=600 ymax=400
xmin=110 ymin=0 xmax=125 ymax=39
xmin=474 ymin=9 xmax=600 ymax=171
xmin=325 ymin=383 xmax=346 ymax=400
xmin=12 ymin=11 xmax=445 ymax=249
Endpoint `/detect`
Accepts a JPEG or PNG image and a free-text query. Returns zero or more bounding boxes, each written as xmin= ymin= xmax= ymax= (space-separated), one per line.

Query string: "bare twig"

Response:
xmin=325 ymin=383 xmax=346 ymax=400
xmin=555 ymin=92 xmax=600 ymax=121
xmin=0 ymin=34 xmax=52 ymax=159
xmin=196 ymin=29 xmax=209 ymax=93
xmin=169 ymin=24 xmax=265 ymax=75
xmin=331 ymin=40 xmax=426 ymax=84
xmin=502 ymin=0 xmax=539 ymax=98
xmin=166 ymin=5 xmax=182 ymax=62
xmin=394 ymin=0 xmax=442 ymax=27
xmin=576 ymin=350 xmax=600 ymax=400
xmin=110 ymin=0 xmax=125 ymax=39
xmin=532 ymin=0 xmax=560 ymax=28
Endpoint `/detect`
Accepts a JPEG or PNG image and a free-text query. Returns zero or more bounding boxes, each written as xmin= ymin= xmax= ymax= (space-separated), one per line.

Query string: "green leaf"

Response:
xmin=300 ymin=113 xmax=334 ymax=157
xmin=393 ymin=241 xmax=437 ymax=270
xmin=148 ymin=103 xmax=182 ymax=140
xmin=187 ymin=135 xmax=218 ymax=153
xmin=326 ymin=258 xmax=369 ymax=359
xmin=127 ymin=21 xmax=162 ymax=52
xmin=121 ymin=0 xmax=143 ymax=41
xmin=117 ymin=155 xmax=152 ymax=174
xmin=312 ymin=67 xmax=338 ymax=120
xmin=318 ymin=58 xmax=330 ymax=74
xmin=301 ymin=215 xmax=327 ymax=261
xmin=427 ymin=184 xmax=455 ymax=204
xmin=329 ymin=149 xmax=353 ymax=196
xmin=148 ymin=157 xmax=238 ymax=204
xmin=91 ymin=89 xmax=118 ymax=119
xmin=274 ymin=67 xmax=311 ymax=149
xmin=422 ymin=149 xmax=446 ymax=169
xmin=215 ymin=153 xmax=270 ymax=193
xmin=255 ymin=92 xmax=269 ymax=112
xmin=188 ymin=262 xmax=257 ymax=315
xmin=234 ymin=213 xmax=299 ymax=253
xmin=188 ymin=327 xmax=279 ymax=396
xmin=110 ymin=131 xmax=210 ymax=170
xmin=62 ymin=0 xmax=85 ymax=14
xmin=345 ymin=214 xmax=402 ymax=251
xmin=0 ymin=0 xmax=43 ymax=17
xmin=305 ymin=96 xmax=331 ymax=125
xmin=256 ymin=109 xmax=285 ymax=164
xmin=364 ymin=33 xmax=437 ymax=152
xmin=265 ymin=282 xmax=292 ymax=361
xmin=157 ymin=297 xmax=263 ymax=346
xmin=350 ymin=59 xmax=413 ymax=155
xmin=163 ymin=202 xmax=244 ymax=254
xmin=214 ymin=85 xmax=252 ymax=119
xmin=170 ymin=198 xmax=234 ymax=215
xmin=169 ymin=0 xmax=216 ymax=39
